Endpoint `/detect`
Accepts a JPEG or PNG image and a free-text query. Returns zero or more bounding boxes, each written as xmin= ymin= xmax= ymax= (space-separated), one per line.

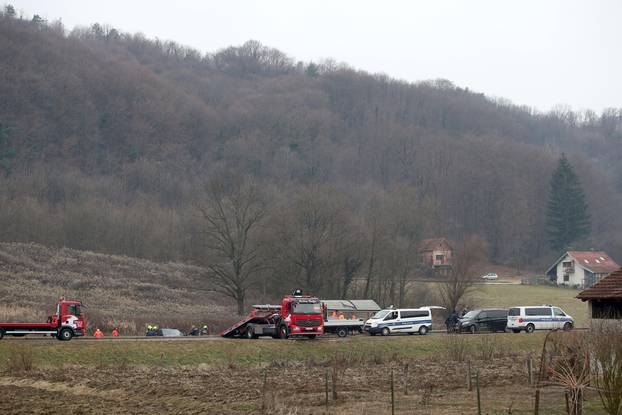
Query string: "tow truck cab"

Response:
xmin=279 ymin=295 xmax=324 ymax=338
xmin=52 ymin=300 xmax=86 ymax=338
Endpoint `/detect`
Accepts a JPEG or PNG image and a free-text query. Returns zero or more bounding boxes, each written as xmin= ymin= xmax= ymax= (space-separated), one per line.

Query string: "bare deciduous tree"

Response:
xmin=438 ymin=236 xmax=487 ymax=313
xmin=198 ymin=180 xmax=265 ymax=315
xmin=271 ymin=187 xmax=350 ymax=296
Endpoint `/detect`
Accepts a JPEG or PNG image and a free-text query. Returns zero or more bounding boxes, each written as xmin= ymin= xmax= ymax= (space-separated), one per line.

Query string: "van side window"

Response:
xmin=384 ymin=311 xmax=398 ymax=321
xmin=553 ymin=308 xmax=566 ymax=317
xmin=525 ymin=307 xmax=551 ymax=316
xmin=479 ymin=312 xmax=488 ymax=319
xmin=508 ymin=308 xmax=520 ymax=316
xmin=400 ymin=310 xmax=429 ymax=318
xmin=493 ymin=310 xmax=508 ymax=318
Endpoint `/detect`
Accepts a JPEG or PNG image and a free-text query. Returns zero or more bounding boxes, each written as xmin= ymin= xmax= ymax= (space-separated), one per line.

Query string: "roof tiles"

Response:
xmin=567 ymin=251 xmax=620 ymax=274
xmin=419 ymin=238 xmax=452 ymax=252
xmin=577 ymin=268 xmax=622 ymax=300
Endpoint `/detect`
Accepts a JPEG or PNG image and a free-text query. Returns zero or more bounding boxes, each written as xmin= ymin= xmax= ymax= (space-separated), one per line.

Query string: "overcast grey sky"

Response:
xmin=10 ymin=0 xmax=622 ymax=113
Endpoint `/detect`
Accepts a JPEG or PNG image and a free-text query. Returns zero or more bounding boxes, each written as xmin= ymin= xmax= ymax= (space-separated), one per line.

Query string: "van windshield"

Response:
xmin=372 ymin=310 xmax=390 ymax=319
xmin=462 ymin=311 xmax=478 ymax=319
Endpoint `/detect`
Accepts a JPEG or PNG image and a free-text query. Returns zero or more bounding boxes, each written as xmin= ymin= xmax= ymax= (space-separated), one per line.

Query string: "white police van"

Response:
xmin=506 ymin=305 xmax=574 ymax=333
xmin=364 ymin=307 xmax=433 ymax=336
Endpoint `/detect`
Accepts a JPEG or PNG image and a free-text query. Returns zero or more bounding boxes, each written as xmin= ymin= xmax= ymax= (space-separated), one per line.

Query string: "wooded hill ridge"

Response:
xmin=1 ymin=12 xmax=621 ymax=302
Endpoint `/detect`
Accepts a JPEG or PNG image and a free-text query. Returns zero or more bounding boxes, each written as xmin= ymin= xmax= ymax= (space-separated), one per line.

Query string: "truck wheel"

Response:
xmin=525 ymin=324 xmax=535 ymax=334
xmin=278 ymin=325 xmax=289 ymax=339
xmin=381 ymin=327 xmax=390 ymax=336
xmin=470 ymin=325 xmax=477 ymax=334
xmin=245 ymin=326 xmax=257 ymax=339
xmin=58 ymin=328 xmax=73 ymax=341
xmin=563 ymin=322 xmax=573 ymax=331
xmin=419 ymin=326 xmax=429 ymax=336
xmin=337 ymin=328 xmax=348 ymax=338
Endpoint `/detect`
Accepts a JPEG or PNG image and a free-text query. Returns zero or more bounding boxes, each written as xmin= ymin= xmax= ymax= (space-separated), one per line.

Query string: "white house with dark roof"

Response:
xmin=546 ymin=251 xmax=620 ymax=288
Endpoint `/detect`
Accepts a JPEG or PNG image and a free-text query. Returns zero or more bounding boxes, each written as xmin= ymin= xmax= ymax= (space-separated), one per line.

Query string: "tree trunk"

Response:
xmin=236 ymin=293 xmax=245 ymax=316
xmin=363 ymin=237 xmax=376 ymax=298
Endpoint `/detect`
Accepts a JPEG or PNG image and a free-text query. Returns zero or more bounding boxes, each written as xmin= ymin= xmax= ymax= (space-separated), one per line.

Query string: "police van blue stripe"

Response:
xmin=378 ymin=319 xmax=432 ymax=328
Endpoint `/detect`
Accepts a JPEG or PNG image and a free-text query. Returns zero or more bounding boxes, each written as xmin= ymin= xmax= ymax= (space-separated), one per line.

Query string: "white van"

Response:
xmin=506 ymin=305 xmax=574 ymax=333
xmin=364 ymin=308 xmax=432 ymax=336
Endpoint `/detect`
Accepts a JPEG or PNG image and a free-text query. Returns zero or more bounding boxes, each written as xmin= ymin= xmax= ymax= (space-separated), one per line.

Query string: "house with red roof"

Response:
xmin=546 ymin=251 xmax=620 ymax=288
xmin=577 ymin=268 xmax=622 ymax=319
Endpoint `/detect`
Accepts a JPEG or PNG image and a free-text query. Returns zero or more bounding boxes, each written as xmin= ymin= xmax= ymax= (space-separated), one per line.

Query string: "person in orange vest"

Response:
xmin=112 ymin=327 xmax=119 ymax=337
xmin=94 ymin=328 xmax=104 ymax=338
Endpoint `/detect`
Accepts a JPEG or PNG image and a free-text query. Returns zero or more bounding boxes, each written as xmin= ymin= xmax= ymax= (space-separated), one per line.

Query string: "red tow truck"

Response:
xmin=221 ymin=290 xmax=324 ymax=339
xmin=0 ymin=298 xmax=86 ymax=341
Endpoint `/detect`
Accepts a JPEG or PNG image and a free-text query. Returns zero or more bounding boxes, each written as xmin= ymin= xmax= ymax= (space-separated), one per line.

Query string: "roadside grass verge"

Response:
xmin=0 ymin=333 xmax=546 ymax=369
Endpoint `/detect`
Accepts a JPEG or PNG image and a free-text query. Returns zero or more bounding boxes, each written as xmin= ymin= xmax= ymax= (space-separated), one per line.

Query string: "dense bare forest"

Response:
xmin=1 ymin=10 xmax=621 ymax=308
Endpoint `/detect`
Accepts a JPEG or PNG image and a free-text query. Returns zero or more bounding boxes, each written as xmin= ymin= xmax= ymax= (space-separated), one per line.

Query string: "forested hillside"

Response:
xmin=1 ymin=10 xmax=621 ymax=307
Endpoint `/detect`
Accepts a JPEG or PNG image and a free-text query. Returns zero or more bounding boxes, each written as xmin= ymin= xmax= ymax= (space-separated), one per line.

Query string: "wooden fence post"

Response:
xmin=261 ymin=369 xmax=268 ymax=414
xmin=534 ymin=389 xmax=540 ymax=415
xmin=467 ymin=360 xmax=473 ymax=391
xmin=325 ymin=369 xmax=329 ymax=410
xmin=390 ymin=368 xmax=395 ymax=415
xmin=528 ymin=356 xmax=533 ymax=385
xmin=332 ymin=369 xmax=337 ymax=401
xmin=475 ymin=369 xmax=482 ymax=415
xmin=403 ymin=363 xmax=409 ymax=396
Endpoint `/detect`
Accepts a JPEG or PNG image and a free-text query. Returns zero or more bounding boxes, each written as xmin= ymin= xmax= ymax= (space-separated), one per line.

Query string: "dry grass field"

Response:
xmin=0 ymin=242 xmax=231 ymax=334
xmin=0 ymin=334 xmax=608 ymax=414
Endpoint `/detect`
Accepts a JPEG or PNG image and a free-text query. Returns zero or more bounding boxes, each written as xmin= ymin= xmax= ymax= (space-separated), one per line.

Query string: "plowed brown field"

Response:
xmin=0 ymin=352 xmax=605 ymax=414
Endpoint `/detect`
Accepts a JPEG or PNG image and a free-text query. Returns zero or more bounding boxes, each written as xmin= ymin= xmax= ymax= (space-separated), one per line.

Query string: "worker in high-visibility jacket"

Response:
xmin=112 ymin=327 xmax=119 ymax=337
xmin=94 ymin=328 xmax=104 ymax=338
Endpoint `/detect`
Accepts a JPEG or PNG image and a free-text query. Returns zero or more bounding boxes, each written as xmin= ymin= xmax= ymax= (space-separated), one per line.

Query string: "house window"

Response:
xmin=563 ymin=275 xmax=569 ymax=282
xmin=435 ymin=255 xmax=444 ymax=261
xmin=562 ymin=261 xmax=573 ymax=268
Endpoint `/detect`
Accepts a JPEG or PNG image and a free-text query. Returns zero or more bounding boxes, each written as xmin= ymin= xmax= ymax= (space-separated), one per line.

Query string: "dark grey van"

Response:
xmin=458 ymin=308 xmax=508 ymax=333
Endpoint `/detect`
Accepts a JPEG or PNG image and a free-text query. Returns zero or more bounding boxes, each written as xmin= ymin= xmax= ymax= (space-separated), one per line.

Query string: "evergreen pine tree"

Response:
xmin=4 ymin=5 xmax=16 ymax=18
xmin=545 ymin=154 xmax=591 ymax=252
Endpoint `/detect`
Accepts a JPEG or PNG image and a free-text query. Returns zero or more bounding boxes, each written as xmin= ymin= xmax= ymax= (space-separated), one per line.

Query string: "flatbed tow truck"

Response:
xmin=0 ymin=298 xmax=86 ymax=341
xmin=221 ymin=290 xmax=324 ymax=339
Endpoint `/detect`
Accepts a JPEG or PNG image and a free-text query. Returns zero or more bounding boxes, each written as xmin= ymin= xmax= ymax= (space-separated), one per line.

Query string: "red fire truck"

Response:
xmin=0 ymin=299 xmax=86 ymax=341
xmin=221 ymin=290 xmax=324 ymax=339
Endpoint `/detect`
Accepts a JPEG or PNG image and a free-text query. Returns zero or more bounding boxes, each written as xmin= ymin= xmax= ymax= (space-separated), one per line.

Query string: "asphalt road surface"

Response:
xmin=0 ymin=327 xmax=587 ymax=343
